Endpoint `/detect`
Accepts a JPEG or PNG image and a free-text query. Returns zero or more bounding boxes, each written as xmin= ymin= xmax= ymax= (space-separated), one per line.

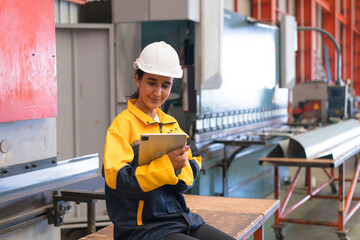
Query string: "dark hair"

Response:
xmin=127 ymin=69 xmax=145 ymax=100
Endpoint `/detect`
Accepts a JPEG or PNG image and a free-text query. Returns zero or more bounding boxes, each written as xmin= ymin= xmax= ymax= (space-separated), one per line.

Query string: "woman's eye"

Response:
xmin=148 ymin=82 xmax=156 ymax=86
xmin=162 ymin=85 xmax=170 ymax=89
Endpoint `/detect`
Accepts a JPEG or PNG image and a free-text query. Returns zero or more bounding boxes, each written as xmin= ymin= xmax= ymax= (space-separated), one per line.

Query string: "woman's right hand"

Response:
xmin=167 ymin=145 xmax=190 ymax=170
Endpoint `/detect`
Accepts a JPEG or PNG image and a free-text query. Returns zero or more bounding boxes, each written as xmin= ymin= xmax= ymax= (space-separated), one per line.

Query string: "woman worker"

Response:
xmin=103 ymin=41 xmax=235 ymax=240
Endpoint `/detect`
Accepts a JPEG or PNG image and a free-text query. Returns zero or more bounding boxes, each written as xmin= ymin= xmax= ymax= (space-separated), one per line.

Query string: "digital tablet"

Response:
xmin=138 ymin=133 xmax=187 ymax=166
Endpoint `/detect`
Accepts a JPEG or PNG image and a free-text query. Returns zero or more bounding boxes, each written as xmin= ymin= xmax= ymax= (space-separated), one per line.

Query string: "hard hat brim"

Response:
xmin=133 ymin=60 xmax=183 ymax=79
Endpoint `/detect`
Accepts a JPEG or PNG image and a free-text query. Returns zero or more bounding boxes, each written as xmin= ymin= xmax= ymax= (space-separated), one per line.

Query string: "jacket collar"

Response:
xmin=127 ymin=99 xmax=175 ymax=125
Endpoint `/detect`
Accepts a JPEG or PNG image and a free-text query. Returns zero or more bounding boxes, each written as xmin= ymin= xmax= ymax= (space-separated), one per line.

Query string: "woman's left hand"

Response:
xmin=167 ymin=145 xmax=190 ymax=170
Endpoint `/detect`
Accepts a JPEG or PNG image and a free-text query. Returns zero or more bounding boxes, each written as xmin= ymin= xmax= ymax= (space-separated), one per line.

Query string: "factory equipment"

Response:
xmin=0 ymin=2 xmax=104 ymax=239
xmin=292 ymin=81 xmax=349 ymax=123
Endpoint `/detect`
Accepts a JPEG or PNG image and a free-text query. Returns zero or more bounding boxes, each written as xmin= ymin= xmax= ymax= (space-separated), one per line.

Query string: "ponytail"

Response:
xmin=127 ymin=69 xmax=145 ymax=100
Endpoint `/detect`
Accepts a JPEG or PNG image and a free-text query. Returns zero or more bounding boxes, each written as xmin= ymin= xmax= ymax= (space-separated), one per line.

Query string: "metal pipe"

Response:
xmin=280 ymin=167 xmax=303 ymax=213
xmin=344 ymin=157 xmax=360 ymax=213
xmin=345 ymin=199 xmax=360 ymax=223
xmin=338 ymin=164 xmax=345 ymax=231
xmin=234 ymin=0 xmax=238 ymax=13
xmin=312 ymin=195 xmax=339 ymax=199
xmin=322 ymin=168 xmax=333 ymax=179
xmin=311 ymin=178 xmax=333 ymax=196
xmin=281 ymin=194 xmax=311 ymax=218
xmin=313 ymin=196 xmax=360 ymax=201
xmin=274 ymin=167 xmax=281 ymax=225
xmin=222 ymin=146 xmax=228 ymax=197
xmin=297 ymin=26 xmax=342 ymax=84
xmin=87 ymin=201 xmax=96 ymax=234
xmin=307 ymin=167 xmax=312 ymax=194
xmin=280 ymin=217 xmax=338 ymax=227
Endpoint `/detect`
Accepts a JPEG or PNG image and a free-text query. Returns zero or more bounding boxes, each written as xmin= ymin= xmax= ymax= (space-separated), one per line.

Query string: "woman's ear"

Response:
xmin=134 ymin=74 xmax=140 ymax=87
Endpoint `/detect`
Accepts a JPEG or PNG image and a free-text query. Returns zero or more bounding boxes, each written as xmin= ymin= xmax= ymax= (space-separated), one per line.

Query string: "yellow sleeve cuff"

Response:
xmin=136 ymin=154 xmax=179 ymax=192
xmin=178 ymin=162 xmax=194 ymax=185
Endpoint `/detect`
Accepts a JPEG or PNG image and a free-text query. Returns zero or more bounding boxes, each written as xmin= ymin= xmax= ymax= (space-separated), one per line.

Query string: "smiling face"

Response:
xmin=134 ymin=72 xmax=173 ymax=119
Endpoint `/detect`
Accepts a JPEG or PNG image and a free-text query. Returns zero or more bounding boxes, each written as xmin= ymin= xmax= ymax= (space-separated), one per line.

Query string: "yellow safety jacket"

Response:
xmin=103 ymin=99 xmax=204 ymax=240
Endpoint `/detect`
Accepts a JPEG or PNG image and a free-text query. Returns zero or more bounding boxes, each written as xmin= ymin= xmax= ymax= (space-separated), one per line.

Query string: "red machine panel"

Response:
xmin=0 ymin=0 xmax=57 ymax=122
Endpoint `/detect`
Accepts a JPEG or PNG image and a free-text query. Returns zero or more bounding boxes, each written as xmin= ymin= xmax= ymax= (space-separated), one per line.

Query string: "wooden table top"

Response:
xmin=184 ymin=194 xmax=279 ymax=220
xmin=80 ymin=195 xmax=279 ymax=240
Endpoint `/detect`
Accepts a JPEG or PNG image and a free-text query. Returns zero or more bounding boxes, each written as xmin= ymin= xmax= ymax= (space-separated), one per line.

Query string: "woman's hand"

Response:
xmin=167 ymin=145 xmax=190 ymax=170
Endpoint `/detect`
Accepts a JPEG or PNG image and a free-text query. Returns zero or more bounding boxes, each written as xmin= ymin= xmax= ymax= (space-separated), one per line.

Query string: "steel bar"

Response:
xmin=262 ymin=127 xmax=306 ymax=134
xmin=87 ymin=201 xmax=96 ymax=234
xmin=0 ymin=205 xmax=51 ymax=235
xmin=61 ymin=190 xmax=106 ymax=200
xmin=1 ymin=154 xmax=99 ymax=194
xmin=228 ymin=168 xmax=272 ymax=194
xmin=280 ymin=167 xmax=302 ymax=213
xmin=334 ymin=178 xmax=360 ymax=182
xmin=279 ymin=217 xmax=338 ymax=227
xmin=312 ymin=195 xmax=340 ymax=199
xmin=322 ymin=168 xmax=333 ymax=179
xmin=344 ymin=158 xmax=360 ymax=213
xmin=345 ymin=178 xmax=360 ymax=182
xmin=246 ymin=132 xmax=293 ymax=137
xmin=274 ymin=167 xmax=280 ymax=225
xmin=223 ymin=146 xmax=228 ymax=197
xmin=307 ymin=167 xmax=312 ymax=194
xmin=0 ymin=213 xmax=48 ymax=235
xmin=311 ymin=178 xmax=334 ymax=196
xmin=281 ymin=195 xmax=311 ymax=218
xmin=345 ymin=200 xmax=360 ymax=223
xmin=221 ymin=145 xmax=249 ymax=197
xmin=338 ymin=164 xmax=345 ymax=231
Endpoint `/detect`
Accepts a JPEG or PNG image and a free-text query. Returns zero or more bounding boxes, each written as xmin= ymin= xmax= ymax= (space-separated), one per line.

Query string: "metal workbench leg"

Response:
xmin=222 ymin=146 xmax=228 ymax=197
xmin=272 ymin=166 xmax=285 ymax=240
xmin=306 ymin=167 xmax=312 ymax=194
xmin=254 ymin=224 xmax=264 ymax=240
xmin=274 ymin=166 xmax=280 ymax=224
xmin=87 ymin=201 xmax=96 ymax=234
xmin=336 ymin=164 xmax=350 ymax=240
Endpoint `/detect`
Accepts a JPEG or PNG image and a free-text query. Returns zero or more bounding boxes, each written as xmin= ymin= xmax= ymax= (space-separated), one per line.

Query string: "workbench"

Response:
xmin=260 ymin=151 xmax=360 ymax=240
xmin=80 ymin=194 xmax=279 ymax=240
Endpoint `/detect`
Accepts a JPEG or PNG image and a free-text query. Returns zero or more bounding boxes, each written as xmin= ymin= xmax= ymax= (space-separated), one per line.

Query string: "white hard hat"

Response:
xmin=133 ymin=41 xmax=183 ymax=78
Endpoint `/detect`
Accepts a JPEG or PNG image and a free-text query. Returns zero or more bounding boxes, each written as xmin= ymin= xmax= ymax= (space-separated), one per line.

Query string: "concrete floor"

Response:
xmin=261 ymin=160 xmax=360 ymax=240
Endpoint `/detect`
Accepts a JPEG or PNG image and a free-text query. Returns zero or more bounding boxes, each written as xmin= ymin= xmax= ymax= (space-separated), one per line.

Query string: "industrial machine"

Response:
xmin=292 ymin=81 xmax=349 ymax=123
xmin=0 ymin=2 xmax=104 ymax=239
